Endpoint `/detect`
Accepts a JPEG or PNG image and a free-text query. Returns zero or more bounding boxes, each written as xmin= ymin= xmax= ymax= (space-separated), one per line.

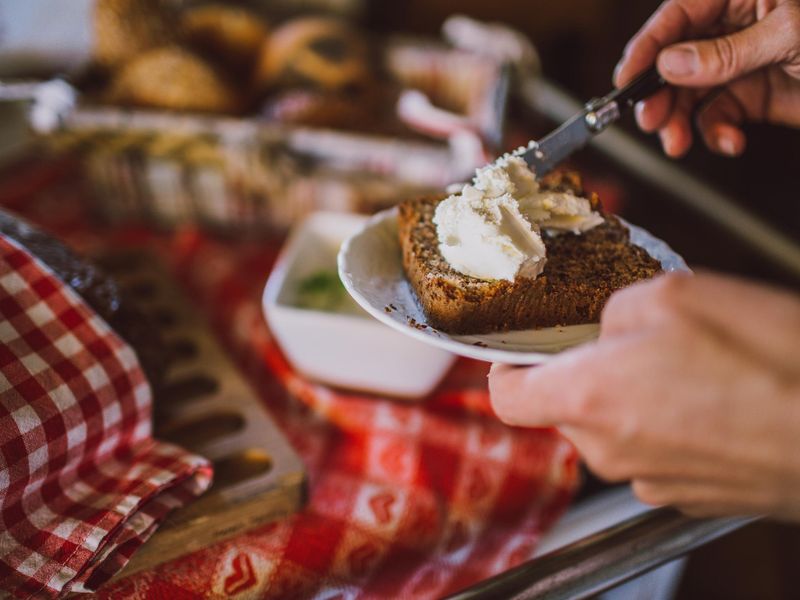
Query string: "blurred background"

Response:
xmin=1 ymin=0 xmax=798 ymax=289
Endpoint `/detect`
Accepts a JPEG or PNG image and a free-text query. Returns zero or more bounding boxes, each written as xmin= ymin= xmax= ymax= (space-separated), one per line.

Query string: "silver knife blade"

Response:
xmin=514 ymin=67 xmax=665 ymax=177
xmin=518 ymin=111 xmax=595 ymax=177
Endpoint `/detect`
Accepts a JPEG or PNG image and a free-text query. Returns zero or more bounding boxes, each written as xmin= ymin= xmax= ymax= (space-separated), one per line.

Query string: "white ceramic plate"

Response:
xmin=338 ymin=208 xmax=689 ymax=365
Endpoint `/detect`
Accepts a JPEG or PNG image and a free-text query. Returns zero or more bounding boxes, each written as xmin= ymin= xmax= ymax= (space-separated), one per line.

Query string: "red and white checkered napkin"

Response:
xmin=0 ymin=235 xmax=213 ymax=598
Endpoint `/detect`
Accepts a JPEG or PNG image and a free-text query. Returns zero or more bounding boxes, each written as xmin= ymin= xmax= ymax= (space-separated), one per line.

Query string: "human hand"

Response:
xmin=489 ymin=272 xmax=800 ymax=520
xmin=615 ymin=0 xmax=800 ymax=157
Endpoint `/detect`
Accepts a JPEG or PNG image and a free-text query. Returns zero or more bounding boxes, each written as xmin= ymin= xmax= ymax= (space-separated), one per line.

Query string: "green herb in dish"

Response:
xmin=295 ymin=270 xmax=361 ymax=315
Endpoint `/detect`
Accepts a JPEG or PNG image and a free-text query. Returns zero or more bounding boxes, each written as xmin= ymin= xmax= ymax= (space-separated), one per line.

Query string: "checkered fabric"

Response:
xmin=0 ymin=234 xmax=213 ymax=598
xmin=2 ymin=159 xmax=580 ymax=599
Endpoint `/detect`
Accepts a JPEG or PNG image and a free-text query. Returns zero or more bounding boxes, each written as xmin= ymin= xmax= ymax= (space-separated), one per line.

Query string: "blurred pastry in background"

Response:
xmin=181 ymin=4 xmax=270 ymax=78
xmin=254 ymin=17 xmax=371 ymax=94
xmin=106 ymin=46 xmax=242 ymax=114
xmin=260 ymin=85 xmax=417 ymax=138
xmin=93 ymin=0 xmax=176 ymax=70
xmin=261 ymin=89 xmax=366 ymax=128
xmin=88 ymin=5 xmax=487 ymax=134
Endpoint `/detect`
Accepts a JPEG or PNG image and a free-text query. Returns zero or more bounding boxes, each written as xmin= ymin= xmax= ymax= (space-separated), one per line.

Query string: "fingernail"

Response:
xmin=660 ymin=46 xmax=697 ymax=76
xmin=658 ymin=129 xmax=671 ymax=152
xmin=717 ymin=135 xmax=737 ymax=156
xmin=659 ymin=129 xmax=681 ymax=157
xmin=634 ymin=101 xmax=647 ymax=128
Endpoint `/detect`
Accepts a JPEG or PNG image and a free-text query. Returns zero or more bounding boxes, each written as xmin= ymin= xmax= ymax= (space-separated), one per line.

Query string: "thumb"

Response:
xmin=657 ymin=9 xmax=795 ymax=87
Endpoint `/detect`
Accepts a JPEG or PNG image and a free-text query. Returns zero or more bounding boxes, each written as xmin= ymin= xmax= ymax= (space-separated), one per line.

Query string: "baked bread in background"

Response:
xmin=88 ymin=3 xmax=444 ymax=132
xmin=93 ymin=0 xmax=176 ymax=70
xmin=254 ymin=17 xmax=371 ymax=94
xmin=398 ymin=173 xmax=662 ymax=334
xmin=107 ymin=45 xmax=242 ymax=114
xmin=181 ymin=4 xmax=270 ymax=78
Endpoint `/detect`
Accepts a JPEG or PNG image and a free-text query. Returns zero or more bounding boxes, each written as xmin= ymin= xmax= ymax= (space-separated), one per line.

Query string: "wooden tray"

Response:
xmin=97 ymin=251 xmax=306 ymax=579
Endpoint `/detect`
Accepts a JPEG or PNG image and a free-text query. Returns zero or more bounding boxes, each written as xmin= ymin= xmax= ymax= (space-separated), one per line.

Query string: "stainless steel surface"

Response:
xmin=0 ymin=80 xmax=44 ymax=102
xmin=520 ymin=76 xmax=800 ymax=280
xmin=445 ymin=508 xmax=756 ymax=600
xmin=584 ymin=101 xmax=620 ymax=133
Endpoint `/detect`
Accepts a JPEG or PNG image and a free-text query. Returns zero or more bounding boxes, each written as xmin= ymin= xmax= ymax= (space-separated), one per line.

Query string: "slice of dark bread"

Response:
xmin=397 ymin=173 xmax=662 ymax=334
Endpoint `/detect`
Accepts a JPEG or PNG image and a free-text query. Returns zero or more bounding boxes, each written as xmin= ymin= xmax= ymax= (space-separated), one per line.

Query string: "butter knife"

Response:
xmin=517 ymin=67 xmax=665 ymax=176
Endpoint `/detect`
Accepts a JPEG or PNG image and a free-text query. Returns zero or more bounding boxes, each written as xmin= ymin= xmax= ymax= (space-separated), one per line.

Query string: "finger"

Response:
xmin=765 ymin=68 xmax=800 ymax=127
xmin=602 ymin=271 xmax=800 ymax=376
xmin=489 ymin=363 xmax=565 ymax=428
xmin=699 ymin=120 xmax=746 ymax=156
xmin=632 ymin=479 xmax=754 ymax=512
xmin=601 ymin=272 xmax=693 ymax=338
xmin=564 ymin=430 xmax=637 ymax=483
xmin=615 ymin=0 xmax=728 ymax=87
xmin=635 ymin=88 xmax=674 ymax=132
xmin=561 ymin=427 xmax=731 ymax=485
xmin=488 ymin=343 xmax=608 ymax=428
xmin=656 ymin=6 xmax=800 ymax=87
xmin=657 ymin=89 xmax=695 ymax=157
xmin=667 ymin=271 xmax=800 ymax=376
xmin=696 ymin=91 xmax=747 ymax=155
xmin=604 ymin=269 xmax=800 ymax=345
xmin=623 ymin=447 xmax=774 ymax=487
xmin=632 ymin=478 xmax=776 ymax=516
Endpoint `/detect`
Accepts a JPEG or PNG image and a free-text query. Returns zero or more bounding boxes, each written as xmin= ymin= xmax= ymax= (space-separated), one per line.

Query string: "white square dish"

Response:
xmin=263 ymin=212 xmax=456 ymax=399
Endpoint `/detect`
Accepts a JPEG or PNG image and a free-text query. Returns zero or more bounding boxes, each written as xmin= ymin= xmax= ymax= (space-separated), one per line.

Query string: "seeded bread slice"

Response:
xmin=397 ymin=173 xmax=662 ymax=335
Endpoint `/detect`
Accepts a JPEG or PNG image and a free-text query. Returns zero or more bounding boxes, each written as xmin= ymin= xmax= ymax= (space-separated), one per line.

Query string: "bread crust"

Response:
xmin=398 ymin=174 xmax=662 ymax=334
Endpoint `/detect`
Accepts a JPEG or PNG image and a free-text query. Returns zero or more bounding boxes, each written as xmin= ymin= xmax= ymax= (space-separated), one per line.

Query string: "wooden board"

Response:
xmin=97 ymin=252 xmax=306 ymax=580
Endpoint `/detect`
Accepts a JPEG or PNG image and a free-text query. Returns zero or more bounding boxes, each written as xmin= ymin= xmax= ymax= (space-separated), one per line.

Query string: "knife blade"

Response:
xmin=517 ymin=67 xmax=666 ymax=177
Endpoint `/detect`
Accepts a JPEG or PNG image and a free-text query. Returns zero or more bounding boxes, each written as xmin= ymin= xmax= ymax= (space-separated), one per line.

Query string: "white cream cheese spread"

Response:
xmin=433 ymin=156 xmax=603 ymax=281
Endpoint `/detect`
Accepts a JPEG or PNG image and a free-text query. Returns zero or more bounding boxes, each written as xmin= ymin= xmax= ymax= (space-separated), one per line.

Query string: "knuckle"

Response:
xmin=562 ymin=387 xmax=602 ymax=424
xmin=787 ymin=10 xmax=800 ymax=61
xmin=760 ymin=3 xmax=800 ymax=64
xmin=611 ymin=411 xmax=644 ymax=446
xmin=585 ymin=447 xmax=628 ymax=482
xmin=780 ymin=3 xmax=800 ymax=42
xmin=711 ymin=35 xmax=739 ymax=77
xmin=647 ymin=273 xmax=692 ymax=316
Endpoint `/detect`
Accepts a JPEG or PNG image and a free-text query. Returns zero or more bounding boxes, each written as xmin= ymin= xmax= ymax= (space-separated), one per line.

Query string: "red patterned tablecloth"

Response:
xmin=1 ymin=158 xmax=580 ymax=599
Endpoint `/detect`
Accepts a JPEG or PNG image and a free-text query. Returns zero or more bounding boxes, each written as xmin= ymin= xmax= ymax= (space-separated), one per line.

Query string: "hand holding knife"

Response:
xmin=517 ymin=67 xmax=666 ymax=176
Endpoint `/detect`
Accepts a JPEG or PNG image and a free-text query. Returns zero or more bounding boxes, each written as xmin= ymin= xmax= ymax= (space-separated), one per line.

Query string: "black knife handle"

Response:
xmin=611 ymin=66 xmax=666 ymax=109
